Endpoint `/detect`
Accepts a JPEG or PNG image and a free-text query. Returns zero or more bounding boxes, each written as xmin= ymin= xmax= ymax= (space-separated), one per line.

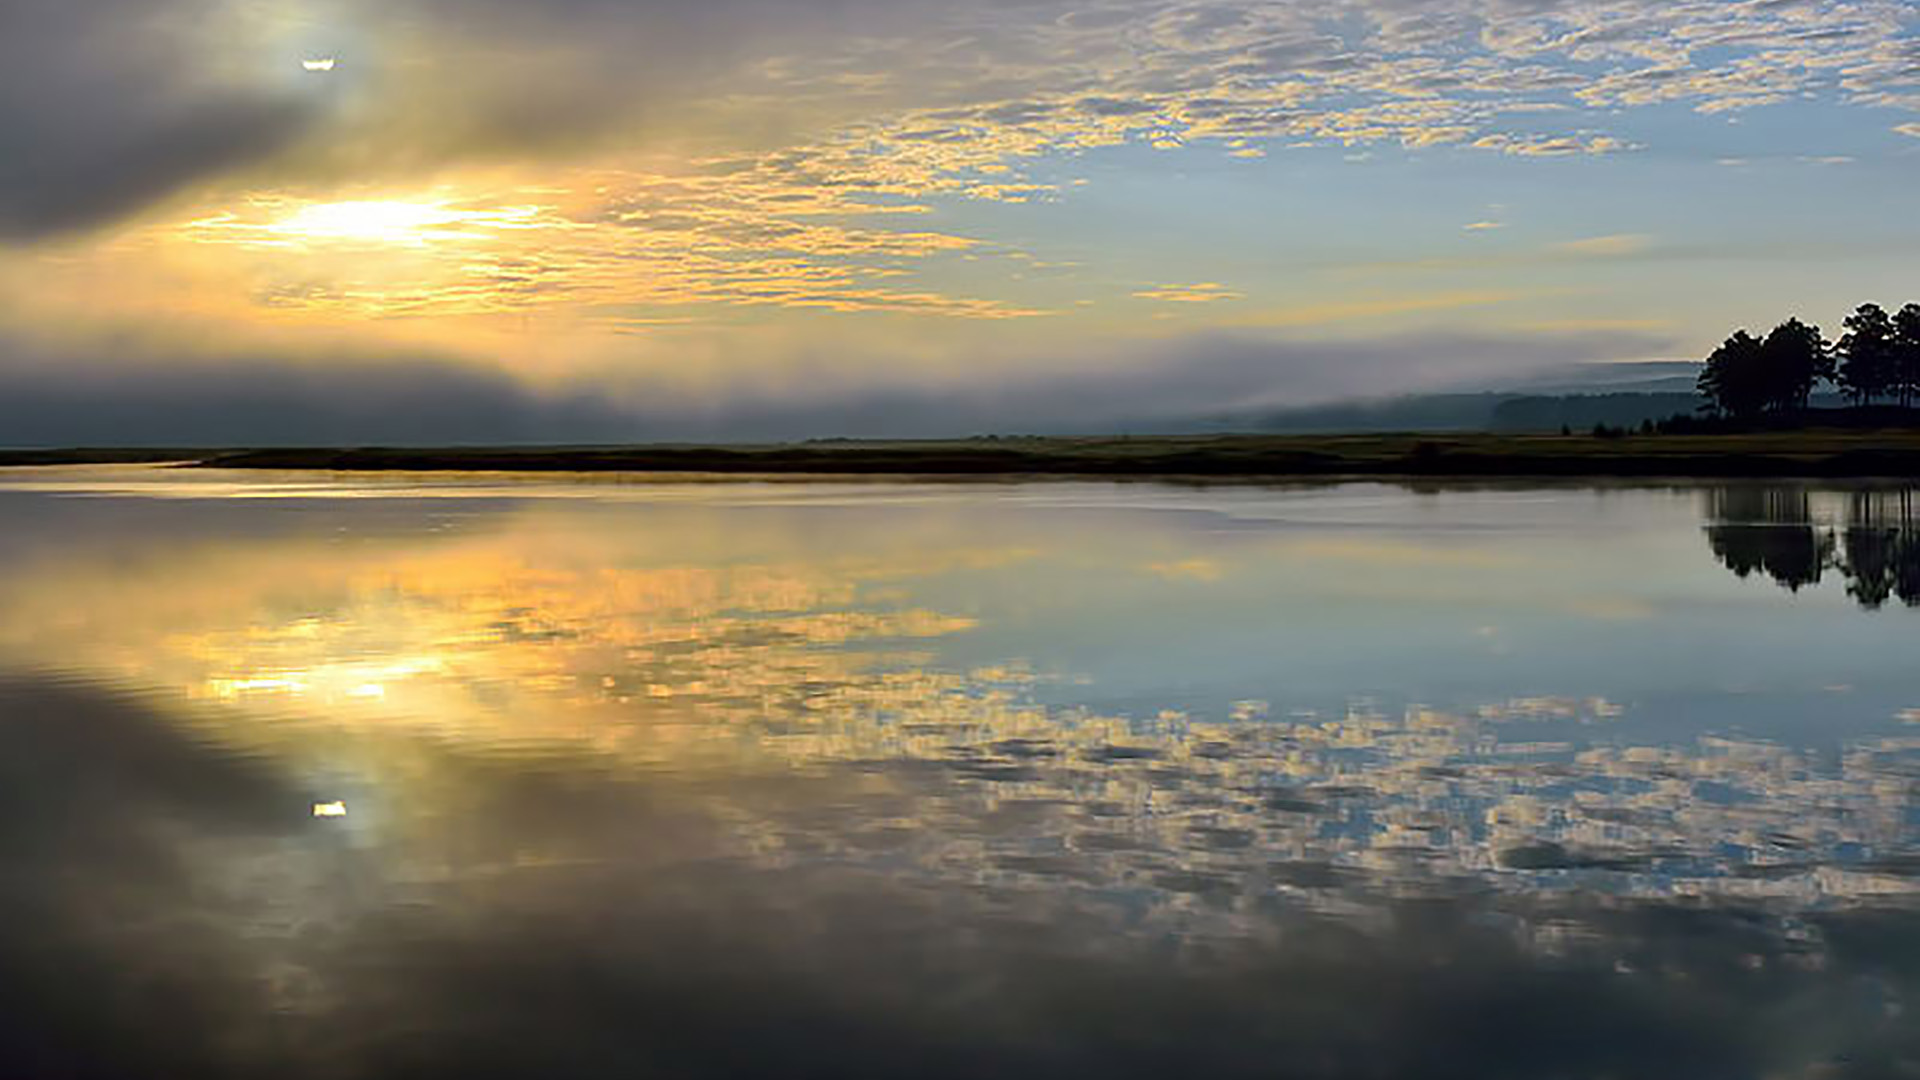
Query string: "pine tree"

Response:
xmin=1697 ymin=330 xmax=1769 ymax=419
xmin=1759 ymin=317 xmax=1829 ymax=414
xmin=1838 ymin=303 xmax=1897 ymax=405
xmin=1892 ymin=303 xmax=1920 ymax=410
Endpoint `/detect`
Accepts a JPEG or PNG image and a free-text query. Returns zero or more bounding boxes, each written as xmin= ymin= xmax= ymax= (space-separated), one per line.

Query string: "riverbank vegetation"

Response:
xmin=184 ymin=431 xmax=1920 ymax=478
xmin=1695 ymin=302 xmax=1920 ymax=421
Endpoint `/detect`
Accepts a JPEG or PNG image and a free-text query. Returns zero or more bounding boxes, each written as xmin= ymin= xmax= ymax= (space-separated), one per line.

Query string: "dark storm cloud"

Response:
xmin=0 ymin=336 xmax=646 ymax=445
xmin=0 ymin=92 xmax=313 ymax=241
xmin=0 ymin=0 xmax=321 ymax=240
xmin=0 ymin=0 xmax=963 ymax=239
xmin=0 ymin=325 xmax=1668 ymax=445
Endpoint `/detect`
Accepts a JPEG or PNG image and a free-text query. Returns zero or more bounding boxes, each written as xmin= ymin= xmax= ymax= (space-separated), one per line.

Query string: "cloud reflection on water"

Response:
xmin=2 ymin=476 xmax=1920 ymax=1076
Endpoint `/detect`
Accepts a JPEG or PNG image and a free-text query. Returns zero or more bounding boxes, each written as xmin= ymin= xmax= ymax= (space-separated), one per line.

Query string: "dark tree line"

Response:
xmin=1697 ymin=303 xmax=1920 ymax=419
xmin=1705 ymin=486 xmax=1920 ymax=610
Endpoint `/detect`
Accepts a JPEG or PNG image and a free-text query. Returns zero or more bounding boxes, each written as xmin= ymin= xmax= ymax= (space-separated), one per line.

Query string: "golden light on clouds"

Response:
xmin=145 ymin=177 xmax=1042 ymax=325
xmin=266 ymin=200 xmax=545 ymax=247
xmin=1134 ymin=283 xmax=1245 ymax=304
xmin=2 ymin=0 xmax=1916 ymax=439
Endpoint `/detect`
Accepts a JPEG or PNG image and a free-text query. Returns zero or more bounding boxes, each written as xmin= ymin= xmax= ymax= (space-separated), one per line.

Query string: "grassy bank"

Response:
xmin=163 ymin=431 xmax=1920 ymax=478
xmin=8 ymin=432 xmax=1920 ymax=478
xmin=0 ymin=448 xmax=212 ymax=467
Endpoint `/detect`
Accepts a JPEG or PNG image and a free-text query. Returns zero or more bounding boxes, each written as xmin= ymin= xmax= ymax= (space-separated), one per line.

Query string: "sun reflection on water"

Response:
xmin=0 ymin=481 xmax=1914 ymax=928
xmin=5 ymin=478 xmax=1920 ymax=1075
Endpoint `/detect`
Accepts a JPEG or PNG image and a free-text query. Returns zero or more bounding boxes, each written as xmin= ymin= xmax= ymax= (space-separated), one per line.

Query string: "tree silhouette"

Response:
xmin=1693 ymin=302 xmax=1920 ymax=421
xmin=1697 ymin=321 xmax=1828 ymax=419
xmin=1837 ymin=303 xmax=1897 ymax=405
xmin=1894 ymin=303 xmax=1920 ymax=410
xmin=1697 ymin=330 xmax=1770 ymax=419
xmin=1759 ymin=317 xmax=1830 ymax=414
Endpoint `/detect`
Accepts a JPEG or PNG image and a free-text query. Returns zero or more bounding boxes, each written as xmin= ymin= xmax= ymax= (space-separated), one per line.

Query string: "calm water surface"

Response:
xmin=3 ymin=468 xmax=1919 ymax=1078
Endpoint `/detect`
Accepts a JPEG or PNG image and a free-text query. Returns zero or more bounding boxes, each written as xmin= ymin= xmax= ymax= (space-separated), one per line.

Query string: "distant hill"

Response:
xmin=1201 ymin=390 xmax=1702 ymax=434
xmin=1217 ymin=393 xmax=1517 ymax=434
xmin=1490 ymin=393 xmax=1704 ymax=431
xmin=1170 ymin=362 xmax=1717 ymax=434
xmin=1499 ymin=360 xmax=1704 ymax=396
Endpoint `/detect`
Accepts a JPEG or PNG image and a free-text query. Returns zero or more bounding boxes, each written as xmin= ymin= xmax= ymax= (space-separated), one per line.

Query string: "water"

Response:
xmin=2 ymin=467 xmax=1918 ymax=1078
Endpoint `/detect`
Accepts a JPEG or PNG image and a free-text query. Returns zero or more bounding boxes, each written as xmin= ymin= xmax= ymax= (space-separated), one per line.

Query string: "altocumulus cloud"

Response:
xmin=3 ymin=0 xmax=1917 ymax=239
xmin=0 ymin=0 xmax=946 ymax=239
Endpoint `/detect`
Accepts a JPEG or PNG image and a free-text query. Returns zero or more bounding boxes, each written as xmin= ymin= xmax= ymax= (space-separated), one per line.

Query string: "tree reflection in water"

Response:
xmin=1842 ymin=489 xmax=1920 ymax=609
xmin=1705 ymin=486 xmax=1920 ymax=608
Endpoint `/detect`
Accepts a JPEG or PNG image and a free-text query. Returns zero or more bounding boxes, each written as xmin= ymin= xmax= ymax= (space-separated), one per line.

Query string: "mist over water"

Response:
xmin=3 ymin=470 xmax=1920 ymax=1078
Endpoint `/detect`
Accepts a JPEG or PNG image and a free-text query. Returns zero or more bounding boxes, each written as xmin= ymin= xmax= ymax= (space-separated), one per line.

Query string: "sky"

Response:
xmin=1 ymin=0 xmax=1917 ymax=442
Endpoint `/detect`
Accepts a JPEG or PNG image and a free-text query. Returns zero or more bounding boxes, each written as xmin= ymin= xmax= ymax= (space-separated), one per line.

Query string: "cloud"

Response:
xmin=0 ymin=0 xmax=1900 ymax=443
xmin=13 ymin=664 xmax=1920 ymax=1080
xmin=4 ymin=0 xmax=1917 ymax=242
xmin=0 ymin=0 xmax=933 ymax=240
xmin=1471 ymin=133 xmax=1630 ymax=156
xmin=0 ymin=322 xmax=1672 ymax=444
xmin=1897 ymin=122 xmax=1920 ymax=138
xmin=1133 ymin=283 xmax=1244 ymax=304
xmin=0 ymin=333 xmax=646 ymax=445
xmin=1554 ymin=234 xmax=1655 ymax=257
xmin=0 ymin=0 xmax=324 ymax=239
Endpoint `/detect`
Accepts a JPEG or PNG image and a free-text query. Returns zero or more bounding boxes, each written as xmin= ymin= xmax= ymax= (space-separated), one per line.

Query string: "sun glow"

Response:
xmin=258 ymin=199 xmax=552 ymax=250
xmin=270 ymin=201 xmax=477 ymax=245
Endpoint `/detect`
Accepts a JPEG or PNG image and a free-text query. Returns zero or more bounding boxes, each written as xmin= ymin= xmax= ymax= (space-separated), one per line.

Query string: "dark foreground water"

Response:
xmin=2 ymin=469 xmax=1919 ymax=1079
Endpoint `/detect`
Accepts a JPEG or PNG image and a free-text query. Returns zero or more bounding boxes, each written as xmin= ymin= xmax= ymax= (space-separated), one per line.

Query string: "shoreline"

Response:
xmin=6 ymin=432 xmax=1920 ymax=479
